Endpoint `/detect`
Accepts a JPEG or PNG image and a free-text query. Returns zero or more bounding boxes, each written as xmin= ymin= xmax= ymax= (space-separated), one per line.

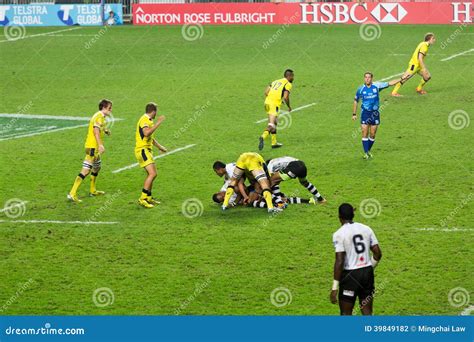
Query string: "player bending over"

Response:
xmin=267 ymin=156 xmax=326 ymax=204
xmin=353 ymin=72 xmax=404 ymax=159
xmin=258 ymin=69 xmax=294 ymax=151
xmin=392 ymin=33 xmax=436 ymax=96
xmin=330 ymin=203 xmax=382 ymax=315
xmin=135 ymin=102 xmax=167 ymax=209
xmin=222 ymin=152 xmax=282 ymax=213
xmin=68 ymin=99 xmax=113 ymax=203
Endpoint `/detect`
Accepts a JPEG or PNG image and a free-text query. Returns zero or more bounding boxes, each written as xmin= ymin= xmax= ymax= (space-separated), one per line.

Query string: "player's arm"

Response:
xmin=142 ymin=115 xmax=165 ymax=137
xmin=352 ymin=99 xmax=359 ymax=121
xmin=388 ymin=77 xmax=405 ymax=86
xmin=283 ymin=90 xmax=291 ymax=111
xmin=330 ymin=252 xmax=345 ymax=304
xmin=93 ymin=127 xmax=105 ymax=154
xmin=152 ymin=139 xmax=167 ymax=153
xmin=264 ymin=85 xmax=271 ymax=97
xmin=237 ymin=179 xmax=250 ymax=204
xmin=418 ymin=52 xmax=426 ymax=70
xmin=270 ymin=173 xmax=282 ymax=187
xmin=370 ymin=244 xmax=382 ymax=268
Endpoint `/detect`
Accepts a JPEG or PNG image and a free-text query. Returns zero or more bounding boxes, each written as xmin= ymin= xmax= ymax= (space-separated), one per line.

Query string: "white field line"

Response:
xmin=255 ymin=102 xmax=316 ymax=124
xmin=413 ymin=227 xmax=474 ymax=232
xmin=112 ymin=144 xmax=197 ymax=174
xmin=47 ymin=34 xmax=97 ymax=37
xmin=0 ymin=27 xmax=82 ymax=43
xmin=378 ymin=73 xmax=403 ymax=82
xmin=0 ymin=201 xmax=28 ymax=213
xmin=441 ymin=48 xmax=474 ymax=62
xmin=460 ymin=305 xmax=474 ymax=316
xmin=0 ymin=123 xmax=89 ymax=142
xmin=0 ymin=113 xmax=91 ymax=121
xmin=0 ymin=115 xmax=123 ymax=142
xmin=0 ymin=219 xmax=118 ymax=225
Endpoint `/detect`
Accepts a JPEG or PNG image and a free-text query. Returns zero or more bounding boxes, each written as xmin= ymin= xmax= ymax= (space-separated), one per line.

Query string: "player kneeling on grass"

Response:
xmin=392 ymin=33 xmax=436 ymax=97
xmin=330 ymin=203 xmax=382 ymax=316
xmin=68 ymin=99 xmax=113 ymax=203
xmin=222 ymin=152 xmax=282 ymax=214
xmin=135 ymin=102 xmax=167 ymax=209
xmin=353 ymin=72 xmax=405 ymax=160
xmin=267 ymin=156 xmax=326 ymax=205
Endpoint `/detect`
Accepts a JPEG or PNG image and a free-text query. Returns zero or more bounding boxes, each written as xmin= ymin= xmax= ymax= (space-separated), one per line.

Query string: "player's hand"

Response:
xmin=287 ymin=106 xmax=292 ymax=112
xmin=104 ymin=129 xmax=111 ymax=136
xmin=352 ymin=114 xmax=357 ymax=121
xmin=243 ymin=196 xmax=250 ymax=205
xmin=98 ymin=144 xmax=105 ymax=154
xmin=159 ymin=146 xmax=167 ymax=153
xmin=330 ymin=290 xmax=338 ymax=304
xmin=156 ymin=115 xmax=165 ymax=124
xmin=221 ymin=205 xmax=227 ymax=211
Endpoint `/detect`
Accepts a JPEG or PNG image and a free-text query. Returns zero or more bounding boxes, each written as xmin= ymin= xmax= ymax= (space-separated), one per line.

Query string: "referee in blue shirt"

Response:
xmin=352 ymin=72 xmax=405 ymax=159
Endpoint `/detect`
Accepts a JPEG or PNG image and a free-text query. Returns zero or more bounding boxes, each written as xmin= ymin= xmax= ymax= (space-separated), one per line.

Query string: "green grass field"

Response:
xmin=0 ymin=24 xmax=472 ymax=315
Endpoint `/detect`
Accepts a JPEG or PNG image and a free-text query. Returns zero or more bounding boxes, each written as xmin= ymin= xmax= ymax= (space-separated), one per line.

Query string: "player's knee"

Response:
xmin=267 ymin=123 xmax=276 ymax=133
xmin=148 ymin=169 xmax=157 ymax=179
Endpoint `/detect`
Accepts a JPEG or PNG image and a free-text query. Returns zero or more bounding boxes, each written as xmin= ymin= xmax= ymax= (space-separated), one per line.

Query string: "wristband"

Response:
xmin=371 ymin=256 xmax=379 ymax=268
xmin=332 ymin=280 xmax=339 ymax=291
xmin=352 ymin=113 xmax=356 ymax=116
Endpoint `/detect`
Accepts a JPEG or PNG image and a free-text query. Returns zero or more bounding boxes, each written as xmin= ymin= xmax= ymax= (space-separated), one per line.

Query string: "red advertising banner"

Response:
xmin=133 ymin=2 xmax=473 ymax=25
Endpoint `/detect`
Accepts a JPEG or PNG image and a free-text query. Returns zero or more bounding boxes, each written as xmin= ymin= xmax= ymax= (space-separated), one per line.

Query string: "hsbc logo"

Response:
xmin=371 ymin=3 xmax=407 ymax=23
xmin=300 ymin=3 xmax=410 ymax=24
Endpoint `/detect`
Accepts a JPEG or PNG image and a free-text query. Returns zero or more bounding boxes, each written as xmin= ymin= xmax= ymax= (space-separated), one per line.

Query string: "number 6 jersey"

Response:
xmin=332 ymin=222 xmax=379 ymax=270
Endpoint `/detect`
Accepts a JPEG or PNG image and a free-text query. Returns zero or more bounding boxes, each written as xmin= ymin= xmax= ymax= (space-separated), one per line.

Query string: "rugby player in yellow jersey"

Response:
xmin=222 ymin=152 xmax=282 ymax=213
xmin=135 ymin=102 xmax=167 ymax=209
xmin=67 ymin=99 xmax=112 ymax=203
xmin=392 ymin=33 xmax=436 ymax=97
xmin=258 ymin=69 xmax=294 ymax=151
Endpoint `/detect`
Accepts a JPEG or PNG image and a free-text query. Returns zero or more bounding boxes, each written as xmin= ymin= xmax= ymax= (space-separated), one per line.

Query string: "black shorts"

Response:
xmin=282 ymin=160 xmax=307 ymax=179
xmin=339 ymin=266 xmax=375 ymax=304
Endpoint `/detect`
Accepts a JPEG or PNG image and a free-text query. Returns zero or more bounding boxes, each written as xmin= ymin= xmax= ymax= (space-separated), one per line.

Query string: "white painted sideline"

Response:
xmin=112 ymin=144 xmax=197 ymax=174
xmin=0 ymin=113 xmax=91 ymax=121
xmin=255 ymin=103 xmax=316 ymax=124
xmin=460 ymin=305 xmax=474 ymax=316
xmin=0 ymin=200 xmax=28 ymax=213
xmin=0 ymin=219 xmax=118 ymax=225
xmin=0 ymin=27 xmax=82 ymax=43
xmin=0 ymin=114 xmax=123 ymax=142
xmin=441 ymin=48 xmax=474 ymax=62
xmin=413 ymin=227 xmax=474 ymax=232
